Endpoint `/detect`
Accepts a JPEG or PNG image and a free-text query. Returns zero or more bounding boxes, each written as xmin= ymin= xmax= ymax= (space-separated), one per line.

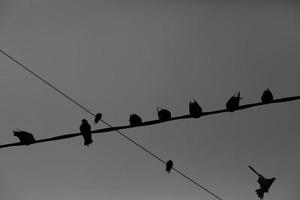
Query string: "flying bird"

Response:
xmin=94 ymin=113 xmax=102 ymax=124
xmin=226 ymin=92 xmax=242 ymax=112
xmin=249 ymin=165 xmax=276 ymax=200
xmin=157 ymin=107 xmax=171 ymax=121
xmin=166 ymin=160 xmax=173 ymax=173
xmin=80 ymin=119 xmax=93 ymax=146
xmin=13 ymin=129 xmax=36 ymax=145
xmin=261 ymin=89 xmax=274 ymax=103
xmin=189 ymin=99 xmax=202 ymax=118
xmin=129 ymin=114 xmax=142 ymax=126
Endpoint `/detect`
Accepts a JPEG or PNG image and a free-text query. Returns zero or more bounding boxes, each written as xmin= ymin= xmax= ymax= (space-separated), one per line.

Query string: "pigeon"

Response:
xmin=166 ymin=160 xmax=173 ymax=173
xmin=226 ymin=92 xmax=242 ymax=112
xmin=129 ymin=114 xmax=142 ymax=126
xmin=157 ymin=107 xmax=171 ymax=121
xmin=80 ymin=119 xmax=93 ymax=146
xmin=249 ymin=165 xmax=276 ymax=200
xmin=13 ymin=129 xmax=36 ymax=145
xmin=94 ymin=113 xmax=102 ymax=124
xmin=189 ymin=99 xmax=202 ymax=118
xmin=261 ymin=89 xmax=273 ymax=103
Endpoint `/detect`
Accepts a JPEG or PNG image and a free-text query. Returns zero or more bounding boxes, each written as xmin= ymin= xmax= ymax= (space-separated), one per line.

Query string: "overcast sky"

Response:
xmin=0 ymin=1 xmax=299 ymax=200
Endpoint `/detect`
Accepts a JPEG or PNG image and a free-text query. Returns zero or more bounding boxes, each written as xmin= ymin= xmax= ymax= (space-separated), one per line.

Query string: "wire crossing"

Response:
xmin=0 ymin=49 xmax=223 ymax=200
xmin=1 ymin=95 xmax=299 ymax=148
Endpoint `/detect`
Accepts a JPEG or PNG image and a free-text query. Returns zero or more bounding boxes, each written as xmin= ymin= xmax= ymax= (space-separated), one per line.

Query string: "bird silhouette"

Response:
xmin=189 ymin=99 xmax=202 ymax=118
xmin=94 ymin=113 xmax=102 ymax=124
xmin=261 ymin=89 xmax=274 ymax=103
xmin=249 ymin=165 xmax=276 ymax=199
xmin=157 ymin=107 xmax=171 ymax=121
xmin=166 ymin=160 xmax=173 ymax=173
xmin=80 ymin=119 xmax=93 ymax=146
xmin=129 ymin=114 xmax=142 ymax=126
xmin=13 ymin=129 xmax=36 ymax=145
xmin=226 ymin=92 xmax=242 ymax=112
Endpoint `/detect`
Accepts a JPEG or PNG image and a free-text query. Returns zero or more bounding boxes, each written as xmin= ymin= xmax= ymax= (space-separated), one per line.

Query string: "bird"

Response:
xmin=13 ymin=129 xmax=36 ymax=145
xmin=249 ymin=165 xmax=276 ymax=199
xmin=80 ymin=119 xmax=93 ymax=146
xmin=261 ymin=89 xmax=274 ymax=103
xmin=166 ymin=160 xmax=174 ymax=173
xmin=226 ymin=92 xmax=242 ymax=112
xmin=129 ymin=114 xmax=142 ymax=126
xmin=94 ymin=113 xmax=102 ymax=124
xmin=189 ymin=99 xmax=202 ymax=118
xmin=157 ymin=107 xmax=171 ymax=121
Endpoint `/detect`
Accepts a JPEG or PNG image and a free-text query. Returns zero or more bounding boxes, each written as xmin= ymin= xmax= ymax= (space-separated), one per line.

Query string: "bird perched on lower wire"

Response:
xmin=226 ymin=92 xmax=242 ymax=112
xmin=166 ymin=160 xmax=174 ymax=173
xmin=249 ymin=165 xmax=276 ymax=200
xmin=189 ymin=99 xmax=202 ymax=118
xmin=80 ymin=119 xmax=93 ymax=146
xmin=13 ymin=129 xmax=36 ymax=145
xmin=129 ymin=114 xmax=142 ymax=126
xmin=94 ymin=113 xmax=102 ymax=124
xmin=157 ymin=107 xmax=171 ymax=121
xmin=261 ymin=89 xmax=273 ymax=103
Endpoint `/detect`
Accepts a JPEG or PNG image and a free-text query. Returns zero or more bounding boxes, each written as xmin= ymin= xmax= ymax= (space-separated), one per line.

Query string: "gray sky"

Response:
xmin=0 ymin=1 xmax=299 ymax=200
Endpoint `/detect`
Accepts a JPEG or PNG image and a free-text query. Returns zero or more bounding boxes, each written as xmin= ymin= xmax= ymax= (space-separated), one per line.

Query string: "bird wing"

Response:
xmin=249 ymin=165 xmax=263 ymax=177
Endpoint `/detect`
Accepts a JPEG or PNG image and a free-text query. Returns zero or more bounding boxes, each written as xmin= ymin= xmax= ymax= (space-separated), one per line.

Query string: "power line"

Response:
xmin=0 ymin=49 xmax=94 ymax=116
xmin=0 ymin=49 xmax=223 ymax=200
xmin=1 ymin=95 xmax=299 ymax=148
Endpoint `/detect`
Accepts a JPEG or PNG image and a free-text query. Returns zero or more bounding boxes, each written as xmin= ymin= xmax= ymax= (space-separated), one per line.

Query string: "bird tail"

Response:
xmin=256 ymin=188 xmax=264 ymax=199
xmin=84 ymin=139 xmax=93 ymax=146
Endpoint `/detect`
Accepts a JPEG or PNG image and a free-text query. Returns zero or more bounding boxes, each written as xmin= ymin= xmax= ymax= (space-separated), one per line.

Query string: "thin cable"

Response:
xmin=1 ymin=94 xmax=299 ymax=149
xmin=0 ymin=49 xmax=223 ymax=200
xmin=0 ymin=49 xmax=94 ymax=116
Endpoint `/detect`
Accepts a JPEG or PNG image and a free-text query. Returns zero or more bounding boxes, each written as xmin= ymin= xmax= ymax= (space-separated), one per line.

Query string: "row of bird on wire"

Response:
xmin=81 ymin=89 xmax=273 ymax=146
xmin=12 ymin=88 xmax=274 ymax=146
xmin=11 ymin=89 xmax=275 ymax=199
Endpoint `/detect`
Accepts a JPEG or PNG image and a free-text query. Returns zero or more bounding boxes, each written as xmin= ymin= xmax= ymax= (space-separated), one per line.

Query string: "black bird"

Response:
xmin=13 ymin=129 xmax=36 ymax=145
xmin=261 ymin=89 xmax=274 ymax=103
xmin=166 ymin=160 xmax=173 ymax=173
xmin=226 ymin=92 xmax=242 ymax=112
xmin=80 ymin=119 xmax=93 ymax=146
xmin=129 ymin=114 xmax=142 ymax=126
xmin=249 ymin=165 xmax=276 ymax=200
xmin=94 ymin=113 xmax=102 ymax=124
xmin=157 ymin=107 xmax=171 ymax=121
xmin=189 ymin=99 xmax=202 ymax=118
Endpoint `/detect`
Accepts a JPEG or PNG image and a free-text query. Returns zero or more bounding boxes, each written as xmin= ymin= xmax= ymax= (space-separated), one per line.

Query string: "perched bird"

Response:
xmin=249 ymin=165 xmax=276 ymax=200
xmin=261 ymin=89 xmax=274 ymax=103
xmin=13 ymin=129 xmax=36 ymax=145
xmin=189 ymin=99 xmax=202 ymax=118
xmin=94 ymin=113 xmax=102 ymax=124
xmin=226 ymin=92 xmax=242 ymax=112
xmin=157 ymin=107 xmax=171 ymax=121
xmin=129 ymin=114 xmax=142 ymax=126
xmin=166 ymin=160 xmax=174 ymax=173
xmin=80 ymin=119 xmax=93 ymax=146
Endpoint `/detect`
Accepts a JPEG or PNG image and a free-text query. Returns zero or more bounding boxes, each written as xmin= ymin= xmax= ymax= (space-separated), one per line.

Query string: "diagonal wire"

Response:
xmin=0 ymin=94 xmax=299 ymax=149
xmin=0 ymin=49 xmax=223 ymax=200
